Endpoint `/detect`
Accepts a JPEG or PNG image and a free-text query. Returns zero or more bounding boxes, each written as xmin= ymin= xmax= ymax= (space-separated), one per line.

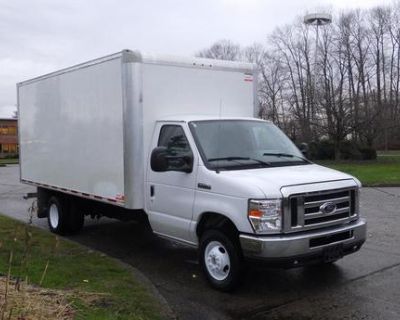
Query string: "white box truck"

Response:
xmin=18 ymin=50 xmax=366 ymax=291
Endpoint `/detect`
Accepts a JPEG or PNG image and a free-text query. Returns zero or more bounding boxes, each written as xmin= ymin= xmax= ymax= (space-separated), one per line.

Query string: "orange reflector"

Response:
xmin=249 ymin=210 xmax=263 ymax=218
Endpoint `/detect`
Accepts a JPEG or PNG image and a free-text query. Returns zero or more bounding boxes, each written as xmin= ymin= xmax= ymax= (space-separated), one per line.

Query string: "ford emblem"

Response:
xmin=320 ymin=201 xmax=336 ymax=214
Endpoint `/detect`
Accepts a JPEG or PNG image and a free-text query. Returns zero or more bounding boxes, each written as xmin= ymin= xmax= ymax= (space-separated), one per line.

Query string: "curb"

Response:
xmin=57 ymin=232 xmax=177 ymax=319
xmin=116 ymin=259 xmax=177 ymax=320
xmin=0 ymin=213 xmax=177 ymax=320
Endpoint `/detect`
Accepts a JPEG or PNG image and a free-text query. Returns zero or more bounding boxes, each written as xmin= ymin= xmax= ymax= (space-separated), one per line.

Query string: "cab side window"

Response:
xmin=158 ymin=125 xmax=193 ymax=171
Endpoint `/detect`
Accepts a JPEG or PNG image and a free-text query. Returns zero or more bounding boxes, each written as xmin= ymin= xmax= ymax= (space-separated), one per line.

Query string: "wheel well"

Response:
xmin=196 ymin=212 xmax=239 ymax=239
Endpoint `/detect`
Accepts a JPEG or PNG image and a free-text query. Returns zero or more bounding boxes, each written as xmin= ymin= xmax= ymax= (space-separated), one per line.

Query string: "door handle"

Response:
xmin=150 ymin=185 xmax=155 ymax=197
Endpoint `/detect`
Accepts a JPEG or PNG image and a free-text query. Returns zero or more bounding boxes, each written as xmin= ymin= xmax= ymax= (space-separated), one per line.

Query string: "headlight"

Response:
xmin=248 ymin=199 xmax=282 ymax=234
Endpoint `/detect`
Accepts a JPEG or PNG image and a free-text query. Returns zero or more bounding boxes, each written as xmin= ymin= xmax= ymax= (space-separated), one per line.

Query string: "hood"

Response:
xmin=200 ymin=164 xmax=358 ymax=199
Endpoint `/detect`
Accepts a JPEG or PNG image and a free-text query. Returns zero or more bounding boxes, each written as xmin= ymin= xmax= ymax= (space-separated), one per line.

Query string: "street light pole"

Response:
xmin=304 ymin=13 xmax=332 ymax=120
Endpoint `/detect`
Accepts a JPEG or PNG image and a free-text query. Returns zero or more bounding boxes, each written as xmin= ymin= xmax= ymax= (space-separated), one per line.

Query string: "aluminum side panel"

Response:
xmin=141 ymin=63 xmax=255 ymax=159
xmin=18 ymin=58 xmax=125 ymax=201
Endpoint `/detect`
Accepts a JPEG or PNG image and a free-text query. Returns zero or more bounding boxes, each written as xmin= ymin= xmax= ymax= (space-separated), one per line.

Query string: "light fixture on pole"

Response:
xmin=304 ymin=13 xmax=332 ymax=26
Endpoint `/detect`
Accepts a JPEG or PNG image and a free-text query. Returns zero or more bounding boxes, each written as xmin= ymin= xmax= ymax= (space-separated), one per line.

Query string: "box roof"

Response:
xmin=18 ymin=49 xmax=257 ymax=87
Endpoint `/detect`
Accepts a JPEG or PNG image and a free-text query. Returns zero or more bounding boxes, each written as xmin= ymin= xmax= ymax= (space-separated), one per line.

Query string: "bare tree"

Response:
xmin=269 ymin=23 xmax=315 ymax=143
xmin=197 ymin=39 xmax=241 ymax=61
xmin=197 ymin=3 xmax=400 ymax=155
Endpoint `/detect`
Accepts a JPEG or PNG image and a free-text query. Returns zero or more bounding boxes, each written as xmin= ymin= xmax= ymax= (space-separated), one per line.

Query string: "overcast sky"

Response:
xmin=0 ymin=0 xmax=394 ymax=117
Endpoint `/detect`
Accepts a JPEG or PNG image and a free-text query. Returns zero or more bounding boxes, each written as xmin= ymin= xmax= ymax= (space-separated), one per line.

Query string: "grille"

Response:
xmin=287 ymin=188 xmax=358 ymax=232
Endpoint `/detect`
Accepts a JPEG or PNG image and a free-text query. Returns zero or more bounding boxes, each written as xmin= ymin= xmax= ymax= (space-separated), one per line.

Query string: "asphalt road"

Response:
xmin=1 ymin=164 xmax=400 ymax=319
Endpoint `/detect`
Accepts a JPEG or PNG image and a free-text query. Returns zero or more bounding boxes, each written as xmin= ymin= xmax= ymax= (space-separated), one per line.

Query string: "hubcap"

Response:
xmin=204 ymin=241 xmax=231 ymax=281
xmin=49 ymin=203 xmax=59 ymax=229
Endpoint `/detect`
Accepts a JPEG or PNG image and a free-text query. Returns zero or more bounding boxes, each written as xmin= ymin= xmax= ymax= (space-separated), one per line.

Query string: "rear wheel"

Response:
xmin=68 ymin=201 xmax=84 ymax=234
xmin=199 ymin=229 xmax=243 ymax=292
xmin=47 ymin=196 xmax=70 ymax=235
xmin=47 ymin=196 xmax=84 ymax=235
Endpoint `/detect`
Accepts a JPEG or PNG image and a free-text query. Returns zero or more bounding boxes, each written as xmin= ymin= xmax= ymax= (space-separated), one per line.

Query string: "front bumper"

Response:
xmin=239 ymin=218 xmax=366 ymax=264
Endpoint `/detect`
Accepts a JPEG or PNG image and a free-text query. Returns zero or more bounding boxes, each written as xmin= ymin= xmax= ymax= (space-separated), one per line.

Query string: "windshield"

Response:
xmin=189 ymin=120 xmax=309 ymax=170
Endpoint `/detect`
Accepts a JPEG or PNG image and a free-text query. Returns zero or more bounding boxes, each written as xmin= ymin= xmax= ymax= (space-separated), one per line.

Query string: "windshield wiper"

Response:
xmin=208 ymin=156 xmax=271 ymax=166
xmin=262 ymin=152 xmax=311 ymax=163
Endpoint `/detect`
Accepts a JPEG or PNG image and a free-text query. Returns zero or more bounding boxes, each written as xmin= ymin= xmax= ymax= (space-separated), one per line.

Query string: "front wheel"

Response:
xmin=199 ymin=230 xmax=243 ymax=292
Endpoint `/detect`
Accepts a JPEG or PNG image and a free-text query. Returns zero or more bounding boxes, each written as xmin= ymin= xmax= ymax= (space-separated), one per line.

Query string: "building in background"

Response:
xmin=0 ymin=118 xmax=18 ymax=158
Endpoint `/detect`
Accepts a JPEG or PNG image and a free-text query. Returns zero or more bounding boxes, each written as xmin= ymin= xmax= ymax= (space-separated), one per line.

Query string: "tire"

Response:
xmin=68 ymin=201 xmax=84 ymax=234
xmin=47 ymin=196 xmax=70 ymax=235
xmin=199 ymin=229 xmax=243 ymax=292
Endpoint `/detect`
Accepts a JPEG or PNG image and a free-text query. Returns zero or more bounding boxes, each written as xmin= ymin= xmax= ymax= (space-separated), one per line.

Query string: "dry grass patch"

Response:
xmin=0 ymin=276 xmax=113 ymax=320
xmin=0 ymin=276 xmax=74 ymax=320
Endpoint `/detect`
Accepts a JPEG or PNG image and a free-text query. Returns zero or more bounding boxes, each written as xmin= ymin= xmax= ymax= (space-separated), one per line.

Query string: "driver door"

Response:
xmin=146 ymin=123 xmax=197 ymax=243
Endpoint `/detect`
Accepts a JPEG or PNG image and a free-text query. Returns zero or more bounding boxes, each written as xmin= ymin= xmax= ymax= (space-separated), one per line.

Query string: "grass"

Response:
xmin=317 ymin=151 xmax=400 ymax=187
xmin=0 ymin=158 xmax=18 ymax=165
xmin=0 ymin=214 xmax=167 ymax=320
xmin=377 ymin=150 xmax=400 ymax=156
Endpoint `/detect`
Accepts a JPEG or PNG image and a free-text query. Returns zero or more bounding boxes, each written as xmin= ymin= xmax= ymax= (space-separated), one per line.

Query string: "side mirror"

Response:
xmin=150 ymin=147 xmax=193 ymax=173
xmin=299 ymin=142 xmax=309 ymax=158
xmin=151 ymin=147 xmax=169 ymax=172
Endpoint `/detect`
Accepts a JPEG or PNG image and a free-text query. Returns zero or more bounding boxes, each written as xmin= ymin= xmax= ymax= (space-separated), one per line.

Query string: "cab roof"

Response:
xmin=156 ymin=115 xmax=271 ymax=123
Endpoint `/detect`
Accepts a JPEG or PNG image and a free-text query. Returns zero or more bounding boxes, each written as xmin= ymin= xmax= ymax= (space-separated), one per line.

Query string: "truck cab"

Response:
xmin=146 ymin=116 xmax=366 ymax=291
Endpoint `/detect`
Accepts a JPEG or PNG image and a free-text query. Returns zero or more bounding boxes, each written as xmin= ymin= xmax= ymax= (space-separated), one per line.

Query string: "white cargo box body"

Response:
xmin=18 ymin=50 xmax=257 ymax=209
